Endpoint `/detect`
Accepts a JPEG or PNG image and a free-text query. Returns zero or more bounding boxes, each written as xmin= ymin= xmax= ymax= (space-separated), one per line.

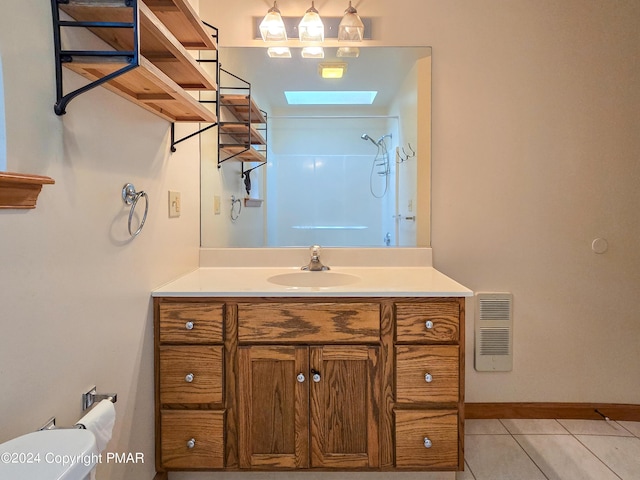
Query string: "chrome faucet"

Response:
xmin=301 ymin=245 xmax=330 ymax=271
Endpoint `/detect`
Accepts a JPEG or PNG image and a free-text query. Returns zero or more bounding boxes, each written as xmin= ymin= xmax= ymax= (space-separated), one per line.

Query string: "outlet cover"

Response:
xmin=213 ymin=195 xmax=221 ymax=215
xmin=169 ymin=191 xmax=181 ymax=218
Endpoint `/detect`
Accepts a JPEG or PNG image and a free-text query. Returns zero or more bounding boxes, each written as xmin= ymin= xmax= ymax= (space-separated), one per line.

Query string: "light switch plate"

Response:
xmin=169 ymin=191 xmax=181 ymax=218
xmin=213 ymin=195 xmax=221 ymax=215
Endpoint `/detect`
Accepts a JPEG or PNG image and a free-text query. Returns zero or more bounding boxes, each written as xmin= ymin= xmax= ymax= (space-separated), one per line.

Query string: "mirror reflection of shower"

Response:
xmin=361 ymin=133 xmax=392 ymax=198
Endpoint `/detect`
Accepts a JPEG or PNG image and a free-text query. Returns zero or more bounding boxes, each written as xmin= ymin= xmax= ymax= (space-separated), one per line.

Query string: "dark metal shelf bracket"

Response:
xmin=51 ymin=0 xmax=140 ymax=115
xmin=170 ymin=22 xmax=219 ymax=153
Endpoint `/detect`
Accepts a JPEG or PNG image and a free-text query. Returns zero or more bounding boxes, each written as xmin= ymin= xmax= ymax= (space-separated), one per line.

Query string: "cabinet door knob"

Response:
xmin=311 ymin=369 xmax=321 ymax=383
xmin=423 ymin=437 xmax=432 ymax=448
xmin=424 ymin=373 xmax=433 ymax=383
xmin=185 ymin=321 xmax=194 ymax=330
xmin=297 ymin=373 xmax=306 ymax=383
xmin=185 ymin=373 xmax=194 ymax=383
xmin=425 ymin=320 xmax=434 ymax=329
xmin=187 ymin=438 xmax=196 ymax=449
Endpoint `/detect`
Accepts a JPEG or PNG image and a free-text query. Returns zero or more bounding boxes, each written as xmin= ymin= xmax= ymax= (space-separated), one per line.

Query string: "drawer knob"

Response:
xmin=311 ymin=369 xmax=321 ymax=383
xmin=297 ymin=373 xmax=306 ymax=383
xmin=423 ymin=437 xmax=432 ymax=448
xmin=424 ymin=373 xmax=433 ymax=383
xmin=187 ymin=438 xmax=196 ymax=449
xmin=185 ymin=321 xmax=194 ymax=330
xmin=425 ymin=320 xmax=434 ymax=329
xmin=185 ymin=373 xmax=194 ymax=383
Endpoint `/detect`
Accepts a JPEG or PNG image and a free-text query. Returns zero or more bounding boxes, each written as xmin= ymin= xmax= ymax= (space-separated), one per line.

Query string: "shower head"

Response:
xmin=361 ymin=134 xmax=378 ymax=146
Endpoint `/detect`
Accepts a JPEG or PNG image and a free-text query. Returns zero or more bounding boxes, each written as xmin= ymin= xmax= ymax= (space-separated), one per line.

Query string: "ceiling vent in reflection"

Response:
xmin=475 ymin=292 xmax=513 ymax=372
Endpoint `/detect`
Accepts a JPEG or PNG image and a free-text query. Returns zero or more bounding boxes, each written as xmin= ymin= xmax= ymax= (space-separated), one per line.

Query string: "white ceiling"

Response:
xmin=216 ymin=46 xmax=431 ymax=112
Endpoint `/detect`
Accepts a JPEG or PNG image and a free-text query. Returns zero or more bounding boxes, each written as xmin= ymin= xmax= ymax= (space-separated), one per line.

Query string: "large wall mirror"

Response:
xmin=200 ymin=46 xmax=431 ymax=248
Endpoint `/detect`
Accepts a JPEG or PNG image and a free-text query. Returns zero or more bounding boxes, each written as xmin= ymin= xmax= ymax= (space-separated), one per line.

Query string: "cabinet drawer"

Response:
xmin=396 ymin=302 xmax=459 ymax=343
xmin=396 ymin=346 xmax=459 ymax=403
xmin=395 ymin=410 xmax=458 ymax=469
xmin=159 ymin=346 xmax=223 ymax=404
xmin=161 ymin=410 xmax=224 ymax=469
xmin=237 ymin=302 xmax=380 ymax=343
xmin=159 ymin=302 xmax=224 ymax=344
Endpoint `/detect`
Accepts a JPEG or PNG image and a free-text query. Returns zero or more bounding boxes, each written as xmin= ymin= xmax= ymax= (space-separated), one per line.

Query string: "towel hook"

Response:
xmin=397 ymin=143 xmax=416 ymax=163
xmin=122 ymin=183 xmax=148 ymax=238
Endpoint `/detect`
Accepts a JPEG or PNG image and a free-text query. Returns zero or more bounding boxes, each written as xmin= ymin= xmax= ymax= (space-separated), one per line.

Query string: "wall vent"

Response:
xmin=475 ymin=292 xmax=513 ymax=372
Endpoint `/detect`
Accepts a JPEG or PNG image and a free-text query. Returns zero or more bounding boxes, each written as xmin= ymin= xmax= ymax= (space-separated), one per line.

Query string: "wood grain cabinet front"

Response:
xmin=394 ymin=298 xmax=464 ymax=471
xmin=155 ymin=301 xmax=226 ymax=473
xmin=395 ymin=410 xmax=459 ymax=469
xmin=159 ymin=345 xmax=223 ymax=404
xmin=237 ymin=344 xmax=380 ymax=469
xmin=395 ymin=345 xmax=459 ymax=404
xmin=237 ymin=302 xmax=380 ymax=343
xmin=160 ymin=410 xmax=225 ymax=469
xmin=396 ymin=302 xmax=460 ymax=343
xmin=154 ymin=297 xmax=464 ymax=474
xmin=159 ymin=302 xmax=224 ymax=344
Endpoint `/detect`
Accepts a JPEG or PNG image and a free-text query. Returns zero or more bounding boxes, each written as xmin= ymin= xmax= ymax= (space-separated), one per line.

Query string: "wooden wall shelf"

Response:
xmin=59 ymin=2 xmax=216 ymax=91
xmin=0 ymin=172 xmax=55 ymax=209
xmin=64 ymin=55 xmax=217 ymax=123
xmin=219 ymin=123 xmax=266 ymax=145
xmin=219 ymin=146 xmax=266 ymax=163
xmin=53 ymin=0 xmax=217 ymax=123
xmin=219 ymin=95 xmax=267 ymax=124
xmin=145 ymin=0 xmax=217 ymax=50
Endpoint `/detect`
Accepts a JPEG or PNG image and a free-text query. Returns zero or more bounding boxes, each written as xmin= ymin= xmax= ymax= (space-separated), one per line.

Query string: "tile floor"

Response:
xmin=459 ymin=419 xmax=640 ymax=480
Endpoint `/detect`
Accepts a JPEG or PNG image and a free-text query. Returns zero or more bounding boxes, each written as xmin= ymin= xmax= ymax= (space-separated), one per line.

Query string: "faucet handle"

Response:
xmin=310 ymin=245 xmax=321 ymax=257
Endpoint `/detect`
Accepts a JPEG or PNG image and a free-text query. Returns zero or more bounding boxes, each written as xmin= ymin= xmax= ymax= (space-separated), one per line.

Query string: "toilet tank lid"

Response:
xmin=0 ymin=429 xmax=98 ymax=479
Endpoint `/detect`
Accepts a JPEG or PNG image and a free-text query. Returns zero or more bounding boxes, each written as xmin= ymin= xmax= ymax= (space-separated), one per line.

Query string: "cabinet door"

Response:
xmin=238 ymin=346 xmax=309 ymax=468
xmin=310 ymin=346 xmax=380 ymax=468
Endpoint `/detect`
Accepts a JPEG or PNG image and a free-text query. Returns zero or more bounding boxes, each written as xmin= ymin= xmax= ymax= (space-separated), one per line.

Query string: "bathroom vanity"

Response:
xmin=152 ymin=253 xmax=471 ymax=476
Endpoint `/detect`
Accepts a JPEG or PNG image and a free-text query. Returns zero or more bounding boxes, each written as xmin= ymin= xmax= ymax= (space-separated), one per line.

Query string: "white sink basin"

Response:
xmin=267 ymin=271 xmax=360 ymax=288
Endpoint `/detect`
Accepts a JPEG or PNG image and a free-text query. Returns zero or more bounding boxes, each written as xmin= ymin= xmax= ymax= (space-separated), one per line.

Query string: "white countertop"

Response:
xmin=152 ymin=266 xmax=473 ymax=298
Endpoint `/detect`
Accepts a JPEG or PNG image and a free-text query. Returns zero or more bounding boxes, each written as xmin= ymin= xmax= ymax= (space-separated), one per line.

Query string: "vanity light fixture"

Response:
xmin=301 ymin=46 xmax=324 ymax=59
xmin=337 ymin=46 xmax=360 ymax=58
xmin=298 ymin=1 xmax=324 ymax=43
xmin=267 ymin=46 xmax=292 ymax=58
xmin=319 ymin=63 xmax=347 ymax=79
xmin=259 ymin=1 xmax=287 ymax=42
xmin=338 ymin=1 xmax=364 ymax=42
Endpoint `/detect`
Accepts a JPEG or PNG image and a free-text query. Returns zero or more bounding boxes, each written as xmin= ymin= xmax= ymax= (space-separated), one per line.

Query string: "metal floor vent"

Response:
xmin=475 ymin=292 xmax=513 ymax=372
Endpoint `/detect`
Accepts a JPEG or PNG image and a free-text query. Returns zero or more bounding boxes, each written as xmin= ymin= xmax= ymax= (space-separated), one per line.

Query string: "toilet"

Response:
xmin=0 ymin=429 xmax=98 ymax=479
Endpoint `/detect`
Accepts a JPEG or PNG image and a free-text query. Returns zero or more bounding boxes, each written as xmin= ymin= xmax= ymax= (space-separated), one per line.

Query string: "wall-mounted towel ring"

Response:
xmin=122 ymin=183 xmax=148 ymax=237
xmin=230 ymin=195 xmax=242 ymax=221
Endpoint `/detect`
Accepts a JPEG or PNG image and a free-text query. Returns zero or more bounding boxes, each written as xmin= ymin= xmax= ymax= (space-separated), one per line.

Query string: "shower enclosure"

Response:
xmin=266 ymin=116 xmax=399 ymax=247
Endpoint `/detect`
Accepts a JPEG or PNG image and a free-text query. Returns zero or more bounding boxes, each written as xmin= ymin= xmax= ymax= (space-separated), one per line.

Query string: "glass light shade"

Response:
xmin=301 ymin=46 xmax=324 ymax=59
xmin=338 ymin=2 xmax=364 ymax=42
xmin=337 ymin=46 xmax=360 ymax=58
xmin=259 ymin=2 xmax=287 ymax=42
xmin=267 ymin=46 xmax=292 ymax=58
xmin=298 ymin=2 xmax=324 ymax=42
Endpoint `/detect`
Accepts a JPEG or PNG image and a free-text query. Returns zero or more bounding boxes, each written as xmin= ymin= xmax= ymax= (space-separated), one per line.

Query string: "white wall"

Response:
xmin=203 ymin=0 xmax=640 ymax=405
xmin=200 ymin=48 xmax=267 ymax=247
xmin=388 ymin=58 xmax=419 ymax=246
xmin=0 ymin=3 xmax=201 ymax=479
xmin=0 ymin=55 xmax=6 ymax=171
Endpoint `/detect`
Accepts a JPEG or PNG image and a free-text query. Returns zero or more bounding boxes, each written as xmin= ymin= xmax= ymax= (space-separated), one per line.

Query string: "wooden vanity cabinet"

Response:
xmin=154 ymin=297 xmax=464 ymax=474
xmin=155 ymin=302 xmax=226 ymax=471
xmin=236 ymin=302 xmax=381 ymax=469
xmin=394 ymin=300 xmax=465 ymax=470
